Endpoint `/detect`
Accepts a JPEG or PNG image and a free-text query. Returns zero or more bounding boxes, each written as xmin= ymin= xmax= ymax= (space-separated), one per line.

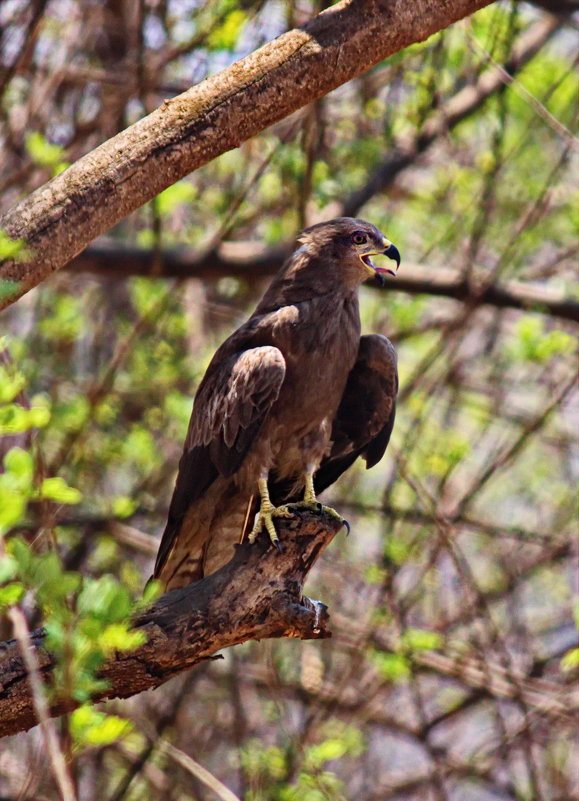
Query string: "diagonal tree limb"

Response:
xmin=0 ymin=510 xmax=344 ymax=739
xmin=0 ymin=0 xmax=494 ymax=311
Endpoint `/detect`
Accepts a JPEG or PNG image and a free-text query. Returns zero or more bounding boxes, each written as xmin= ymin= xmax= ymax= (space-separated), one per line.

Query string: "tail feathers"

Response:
xmin=157 ymin=486 xmax=252 ymax=591
xmin=163 ymin=553 xmax=204 ymax=592
xmin=202 ymin=494 xmax=250 ymax=577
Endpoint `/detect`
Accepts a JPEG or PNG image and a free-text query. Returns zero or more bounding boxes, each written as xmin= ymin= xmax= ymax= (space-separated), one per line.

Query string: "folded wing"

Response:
xmin=270 ymin=334 xmax=397 ymax=505
xmin=154 ymin=346 xmax=286 ymax=578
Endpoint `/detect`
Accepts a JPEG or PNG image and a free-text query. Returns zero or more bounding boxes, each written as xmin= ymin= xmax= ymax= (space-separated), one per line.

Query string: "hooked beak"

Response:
xmin=361 ymin=239 xmax=401 ymax=287
xmin=382 ymin=242 xmax=401 ymax=274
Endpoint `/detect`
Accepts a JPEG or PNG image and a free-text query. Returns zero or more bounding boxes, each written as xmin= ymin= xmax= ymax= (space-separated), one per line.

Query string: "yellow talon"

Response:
xmin=248 ymin=473 xmax=349 ymax=547
xmin=286 ymin=471 xmax=349 ymax=529
xmin=248 ymin=480 xmax=294 ymax=546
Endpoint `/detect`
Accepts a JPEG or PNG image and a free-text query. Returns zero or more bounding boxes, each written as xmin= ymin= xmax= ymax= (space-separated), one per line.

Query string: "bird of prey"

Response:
xmin=154 ymin=218 xmax=400 ymax=591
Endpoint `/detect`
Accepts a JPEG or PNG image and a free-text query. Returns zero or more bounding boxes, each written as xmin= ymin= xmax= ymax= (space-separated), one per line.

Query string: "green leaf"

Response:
xmin=4 ymin=447 xmax=33 ymax=483
xmin=240 ymin=741 xmax=287 ymax=781
xmin=306 ymin=739 xmax=349 ymax=769
xmin=77 ymin=575 xmax=132 ymax=622
xmin=0 ymin=279 xmax=22 ymax=305
xmin=561 ymin=648 xmax=579 ymax=672
xmin=510 ymin=317 xmax=575 ymax=363
xmin=38 ymin=295 xmax=82 ymax=342
xmin=34 ymin=558 xmax=81 ymax=601
xmin=0 ymin=492 xmax=26 ymax=532
xmin=30 ymin=553 xmax=81 ymax=604
xmin=0 ymin=554 xmax=17 ymax=582
xmin=0 ymin=231 xmax=28 ymax=261
xmin=207 ymin=9 xmax=247 ymax=50
xmin=384 ymin=537 xmax=410 ymax=565
xmin=40 ymin=477 xmax=82 ymax=504
xmin=371 ymin=651 xmax=411 ymax=682
xmin=140 ymin=578 xmax=162 ymax=606
xmin=71 ymin=705 xmax=133 ymax=747
xmin=0 ymin=367 xmax=25 ymax=402
xmin=156 ymin=180 xmax=197 ymax=216
xmin=0 ymin=404 xmax=49 ymax=434
xmin=0 ymin=581 xmax=25 ymax=610
xmin=128 ymin=277 xmax=160 ymax=316
xmin=98 ymin=624 xmax=146 ymax=654
xmin=364 ymin=564 xmax=386 ymax=585
xmin=111 ymin=496 xmax=137 ymax=518
xmin=8 ymin=537 xmax=33 ymax=573
xmin=0 ymin=404 xmax=27 ymax=435
xmin=27 ymin=406 xmax=51 ymax=428
xmin=402 ymin=628 xmax=444 ymax=652
xmin=25 ymin=132 xmax=69 ymax=174
xmin=122 ymin=426 xmax=156 ymax=469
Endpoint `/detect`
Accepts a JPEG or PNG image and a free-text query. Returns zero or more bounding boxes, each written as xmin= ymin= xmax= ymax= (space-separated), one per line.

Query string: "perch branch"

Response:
xmin=0 ymin=510 xmax=343 ymax=739
xmin=0 ymin=0 xmax=492 ymax=310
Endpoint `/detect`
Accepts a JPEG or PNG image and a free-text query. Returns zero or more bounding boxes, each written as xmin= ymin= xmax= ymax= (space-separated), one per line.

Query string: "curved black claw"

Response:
xmin=273 ymin=539 xmax=283 ymax=553
xmin=316 ymin=501 xmax=323 ymax=513
xmin=341 ymin=519 xmax=351 ymax=536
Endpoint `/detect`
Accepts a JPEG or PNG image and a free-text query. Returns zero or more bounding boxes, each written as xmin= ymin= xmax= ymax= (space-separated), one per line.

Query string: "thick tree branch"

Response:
xmin=0 ymin=510 xmax=344 ymax=739
xmin=0 ymin=0 xmax=493 ymax=310
xmin=68 ymin=243 xmax=579 ymax=322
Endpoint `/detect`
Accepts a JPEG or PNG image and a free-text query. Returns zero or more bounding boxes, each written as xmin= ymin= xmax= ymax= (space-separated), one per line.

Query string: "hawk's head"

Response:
xmin=298 ymin=217 xmax=400 ymax=287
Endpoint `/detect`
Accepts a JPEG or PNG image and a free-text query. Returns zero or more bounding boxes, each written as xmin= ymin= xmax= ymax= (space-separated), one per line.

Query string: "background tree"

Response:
xmin=0 ymin=1 xmax=577 ymax=800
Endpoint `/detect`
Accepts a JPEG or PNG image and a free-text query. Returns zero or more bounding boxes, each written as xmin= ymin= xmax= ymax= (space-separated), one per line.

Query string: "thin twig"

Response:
xmin=7 ymin=607 xmax=77 ymax=801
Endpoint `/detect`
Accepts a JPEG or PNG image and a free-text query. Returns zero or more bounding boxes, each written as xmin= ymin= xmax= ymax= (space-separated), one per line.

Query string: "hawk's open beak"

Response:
xmin=361 ymin=240 xmax=401 ymax=287
xmin=382 ymin=242 xmax=401 ymax=274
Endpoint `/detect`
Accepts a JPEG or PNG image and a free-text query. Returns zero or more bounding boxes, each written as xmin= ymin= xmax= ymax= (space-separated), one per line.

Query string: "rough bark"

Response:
xmin=0 ymin=510 xmax=343 ymax=739
xmin=68 ymin=244 xmax=579 ymax=323
xmin=0 ymin=0 xmax=493 ymax=310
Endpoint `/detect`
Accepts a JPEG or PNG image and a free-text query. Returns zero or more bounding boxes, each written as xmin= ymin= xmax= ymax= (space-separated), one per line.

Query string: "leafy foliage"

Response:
xmin=0 ymin=1 xmax=576 ymax=799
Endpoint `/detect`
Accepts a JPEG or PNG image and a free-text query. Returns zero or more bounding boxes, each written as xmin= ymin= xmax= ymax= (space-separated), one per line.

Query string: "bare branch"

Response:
xmin=0 ymin=510 xmax=343 ymax=739
xmin=7 ymin=607 xmax=77 ymax=800
xmin=68 ymin=245 xmax=579 ymax=322
xmin=159 ymin=740 xmax=242 ymax=801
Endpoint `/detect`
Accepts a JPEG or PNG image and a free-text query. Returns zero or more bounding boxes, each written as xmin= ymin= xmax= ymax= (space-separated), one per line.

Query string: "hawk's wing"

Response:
xmin=154 ymin=345 xmax=286 ymax=578
xmin=270 ymin=334 xmax=397 ymax=505
xmin=316 ymin=333 xmax=398 ymax=492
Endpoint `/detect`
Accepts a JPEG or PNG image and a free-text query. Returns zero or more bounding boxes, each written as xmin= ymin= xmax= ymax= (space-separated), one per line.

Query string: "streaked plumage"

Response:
xmin=154 ymin=218 xmax=400 ymax=591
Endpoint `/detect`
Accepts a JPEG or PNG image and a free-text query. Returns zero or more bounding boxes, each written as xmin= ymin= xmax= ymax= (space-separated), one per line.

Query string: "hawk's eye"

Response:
xmin=352 ymin=232 xmax=367 ymax=245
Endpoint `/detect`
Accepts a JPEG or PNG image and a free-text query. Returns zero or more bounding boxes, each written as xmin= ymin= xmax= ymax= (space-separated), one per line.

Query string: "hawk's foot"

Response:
xmin=287 ymin=500 xmax=349 ymax=533
xmin=293 ymin=471 xmax=350 ymax=533
xmin=248 ymin=503 xmax=294 ymax=547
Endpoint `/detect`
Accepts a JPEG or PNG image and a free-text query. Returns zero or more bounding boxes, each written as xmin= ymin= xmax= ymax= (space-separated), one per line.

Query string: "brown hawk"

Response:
xmin=154 ymin=218 xmax=400 ymax=591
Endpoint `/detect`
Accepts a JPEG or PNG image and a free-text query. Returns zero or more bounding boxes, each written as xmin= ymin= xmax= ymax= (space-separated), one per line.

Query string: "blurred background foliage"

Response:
xmin=0 ymin=0 xmax=577 ymax=799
